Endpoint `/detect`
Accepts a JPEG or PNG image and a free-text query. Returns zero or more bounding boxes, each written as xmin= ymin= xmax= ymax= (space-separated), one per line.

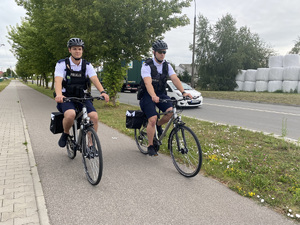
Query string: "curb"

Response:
xmin=19 ymin=93 xmax=51 ymax=225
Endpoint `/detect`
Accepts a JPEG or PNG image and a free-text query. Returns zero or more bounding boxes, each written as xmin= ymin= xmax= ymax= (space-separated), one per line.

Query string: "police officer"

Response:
xmin=54 ymin=37 xmax=109 ymax=148
xmin=139 ymin=40 xmax=192 ymax=156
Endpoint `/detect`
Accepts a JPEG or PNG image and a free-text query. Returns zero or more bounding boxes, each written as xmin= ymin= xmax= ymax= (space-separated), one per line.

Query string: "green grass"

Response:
xmin=200 ymin=90 xmax=300 ymax=106
xmin=0 ymin=79 xmax=11 ymax=92
xmin=26 ymin=83 xmax=300 ymax=221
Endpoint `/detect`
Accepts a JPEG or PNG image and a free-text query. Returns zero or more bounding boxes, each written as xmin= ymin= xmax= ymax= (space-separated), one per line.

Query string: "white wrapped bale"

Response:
xmin=256 ymin=68 xmax=270 ymax=81
xmin=283 ymin=67 xmax=300 ymax=81
xmin=268 ymin=55 xmax=283 ymax=68
xmin=269 ymin=67 xmax=284 ymax=81
xmin=245 ymin=69 xmax=257 ymax=82
xmin=235 ymin=70 xmax=246 ymax=81
xmin=243 ymin=81 xmax=255 ymax=92
xmin=282 ymin=81 xmax=298 ymax=93
xmin=255 ymin=81 xmax=268 ymax=92
xmin=283 ymin=54 xmax=300 ymax=67
xmin=268 ymin=81 xmax=282 ymax=92
xmin=234 ymin=81 xmax=244 ymax=91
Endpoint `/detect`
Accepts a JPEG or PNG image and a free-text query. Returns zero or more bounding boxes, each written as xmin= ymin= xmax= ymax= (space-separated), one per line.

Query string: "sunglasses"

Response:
xmin=157 ymin=50 xmax=166 ymax=54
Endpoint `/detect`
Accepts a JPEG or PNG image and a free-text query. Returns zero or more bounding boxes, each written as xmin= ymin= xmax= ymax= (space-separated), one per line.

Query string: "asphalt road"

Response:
xmin=113 ymin=91 xmax=300 ymax=141
xmin=18 ymin=82 xmax=297 ymax=225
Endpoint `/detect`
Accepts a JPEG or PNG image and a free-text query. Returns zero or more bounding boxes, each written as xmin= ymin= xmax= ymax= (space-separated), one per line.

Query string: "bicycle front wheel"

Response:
xmin=66 ymin=125 xmax=76 ymax=159
xmin=82 ymin=127 xmax=103 ymax=185
xmin=134 ymin=124 xmax=148 ymax=154
xmin=169 ymin=125 xmax=202 ymax=177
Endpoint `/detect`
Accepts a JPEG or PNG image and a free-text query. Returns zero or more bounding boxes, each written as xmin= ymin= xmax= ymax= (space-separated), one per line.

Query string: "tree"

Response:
xmin=15 ymin=59 xmax=32 ymax=82
xmin=177 ymin=69 xmax=191 ymax=83
xmin=290 ymin=36 xmax=300 ymax=54
xmin=8 ymin=17 xmax=54 ymax=87
xmin=3 ymin=68 xmax=15 ymax=78
xmin=236 ymin=26 xmax=273 ymax=69
xmin=212 ymin=14 xmax=240 ymax=91
xmin=89 ymin=0 xmax=192 ymax=104
xmin=11 ymin=0 xmax=192 ymax=105
xmin=194 ymin=14 xmax=274 ymax=91
xmin=193 ymin=14 xmax=214 ymax=89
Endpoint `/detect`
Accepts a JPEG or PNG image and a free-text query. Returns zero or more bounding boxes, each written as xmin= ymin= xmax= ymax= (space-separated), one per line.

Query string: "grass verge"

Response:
xmin=0 ymin=79 xmax=11 ymax=92
xmin=27 ymin=83 xmax=300 ymax=221
xmin=200 ymin=90 xmax=300 ymax=106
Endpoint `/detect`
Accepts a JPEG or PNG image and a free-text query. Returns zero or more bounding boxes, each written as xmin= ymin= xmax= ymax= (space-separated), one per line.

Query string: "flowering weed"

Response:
xmin=184 ymin=118 xmax=300 ymax=221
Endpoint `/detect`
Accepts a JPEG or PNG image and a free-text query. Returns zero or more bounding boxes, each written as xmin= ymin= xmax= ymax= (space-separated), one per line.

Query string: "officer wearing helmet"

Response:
xmin=54 ymin=37 xmax=109 ymax=148
xmin=139 ymin=39 xmax=192 ymax=156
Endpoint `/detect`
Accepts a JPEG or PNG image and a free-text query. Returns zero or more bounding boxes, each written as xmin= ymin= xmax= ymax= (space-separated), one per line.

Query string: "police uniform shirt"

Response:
xmin=54 ymin=56 xmax=97 ymax=92
xmin=141 ymin=57 xmax=175 ymax=79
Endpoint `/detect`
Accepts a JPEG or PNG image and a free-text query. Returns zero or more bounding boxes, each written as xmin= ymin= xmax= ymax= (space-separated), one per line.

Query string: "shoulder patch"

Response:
xmin=57 ymin=59 xmax=65 ymax=63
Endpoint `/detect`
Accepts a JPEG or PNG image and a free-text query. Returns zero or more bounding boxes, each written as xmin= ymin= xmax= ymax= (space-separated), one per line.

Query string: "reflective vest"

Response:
xmin=60 ymin=58 xmax=91 ymax=97
xmin=139 ymin=58 xmax=169 ymax=99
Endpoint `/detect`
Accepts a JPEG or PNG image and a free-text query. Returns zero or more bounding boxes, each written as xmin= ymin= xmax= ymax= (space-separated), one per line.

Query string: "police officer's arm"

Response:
xmin=90 ymin=76 xmax=109 ymax=102
xmin=54 ymin=76 xmax=64 ymax=103
xmin=144 ymin=77 xmax=160 ymax=103
xmin=170 ymin=74 xmax=193 ymax=99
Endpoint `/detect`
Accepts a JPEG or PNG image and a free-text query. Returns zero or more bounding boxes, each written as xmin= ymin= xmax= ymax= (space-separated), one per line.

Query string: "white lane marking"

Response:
xmin=205 ymin=103 xmax=300 ymax=117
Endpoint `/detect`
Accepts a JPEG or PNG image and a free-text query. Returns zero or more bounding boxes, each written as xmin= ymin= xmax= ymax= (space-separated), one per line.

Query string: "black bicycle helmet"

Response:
xmin=152 ymin=40 xmax=168 ymax=51
xmin=67 ymin=38 xmax=85 ymax=48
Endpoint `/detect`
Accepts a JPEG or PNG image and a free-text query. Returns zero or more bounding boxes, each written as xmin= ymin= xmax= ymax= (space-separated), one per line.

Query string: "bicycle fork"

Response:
xmin=174 ymin=126 xmax=189 ymax=154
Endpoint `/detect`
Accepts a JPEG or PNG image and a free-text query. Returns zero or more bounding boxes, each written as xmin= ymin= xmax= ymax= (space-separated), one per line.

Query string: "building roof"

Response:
xmin=175 ymin=64 xmax=198 ymax=76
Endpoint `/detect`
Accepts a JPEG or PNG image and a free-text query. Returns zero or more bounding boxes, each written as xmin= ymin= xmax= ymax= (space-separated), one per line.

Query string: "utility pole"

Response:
xmin=191 ymin=0 xmax=196 ymax=88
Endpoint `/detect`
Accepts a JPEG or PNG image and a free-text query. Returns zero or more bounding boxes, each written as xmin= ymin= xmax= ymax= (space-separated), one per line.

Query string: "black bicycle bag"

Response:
xmin=125 ymin=110 xmax=147 ymax=129
xmin=50 ymin=112 xmax=64 ymax=134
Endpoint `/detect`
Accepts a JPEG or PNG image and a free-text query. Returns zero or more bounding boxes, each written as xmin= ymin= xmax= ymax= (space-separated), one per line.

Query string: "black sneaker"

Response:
xmin=58 ymin=132 xmax=69 ymax=148
xmin=148 ymin=145 xmax=158 ymax=156
xmin=157 ymin=125 xmax=163 ymax=137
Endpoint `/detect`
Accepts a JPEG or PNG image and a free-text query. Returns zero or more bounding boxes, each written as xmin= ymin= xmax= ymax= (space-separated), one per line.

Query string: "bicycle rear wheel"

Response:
xmin=169 ymin=125 xmax=202 ymax=177
xmin=82 ymin=127 xmax=103 ymax=185
xmin=66 ymin=125 xmax=76 ymax=159
xmin=134 ymin=124 xmax=148 ymax=154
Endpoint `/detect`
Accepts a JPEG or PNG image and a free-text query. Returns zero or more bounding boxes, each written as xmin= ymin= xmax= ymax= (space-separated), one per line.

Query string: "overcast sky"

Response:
xmin=1 ymin=0 xmax=300 ymax=72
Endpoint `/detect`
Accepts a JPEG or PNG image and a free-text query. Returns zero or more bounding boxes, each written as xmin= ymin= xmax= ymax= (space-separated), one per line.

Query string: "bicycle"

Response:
xmin=63 ymin=95 xmax=105 ymax=185
xmin=134 ymin=98 xmax=202 ymax=177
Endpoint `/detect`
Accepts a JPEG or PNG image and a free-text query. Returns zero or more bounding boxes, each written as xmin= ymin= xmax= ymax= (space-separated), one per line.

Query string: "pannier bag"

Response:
xmin=126 ymin=110 xmax=146 ymax=129
xmin=50 ymin=112 xmax=64 ymax=134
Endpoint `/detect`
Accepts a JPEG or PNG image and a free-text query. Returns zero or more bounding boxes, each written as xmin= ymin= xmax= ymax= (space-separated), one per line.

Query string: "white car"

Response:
xmin=166 ymin=80 xmax=203 ymax=107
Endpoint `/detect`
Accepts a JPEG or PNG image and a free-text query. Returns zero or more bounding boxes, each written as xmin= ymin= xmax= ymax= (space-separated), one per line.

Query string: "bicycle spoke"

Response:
xmin=170 ymin=126 xmax=202 ymax=177
xmin=63 ymin=97 xmax=105 ymax=185
xmin=82 ymin=127 xmax=103 ymax=185
xmin=135 ymin=125 xmax=148 ymax=154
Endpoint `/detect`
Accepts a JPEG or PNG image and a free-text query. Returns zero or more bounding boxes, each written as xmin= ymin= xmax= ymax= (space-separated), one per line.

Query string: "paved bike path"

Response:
xmin=0 ymin=80 xmax=50 ymax=224
xmin=4 ymin=80 xmax=297 ymax=224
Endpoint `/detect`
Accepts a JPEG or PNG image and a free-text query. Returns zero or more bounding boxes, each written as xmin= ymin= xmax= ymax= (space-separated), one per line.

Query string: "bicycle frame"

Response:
xmin=72 ymin=107 xmax=85 ymax=150
xmin=135 ymin=97 xmax=202 ymax=177
xmin=155 ymin=99 xmax=184 ymax=143
xmin=64 ymin=95 xmax=105 ymax=185
xmin=68 ymin=100 xmax=94 ymax=152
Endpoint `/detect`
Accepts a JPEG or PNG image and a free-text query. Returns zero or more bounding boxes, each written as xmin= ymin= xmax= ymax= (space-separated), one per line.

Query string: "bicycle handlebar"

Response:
xmin=63 ymin=96 xmax=105 ymax=103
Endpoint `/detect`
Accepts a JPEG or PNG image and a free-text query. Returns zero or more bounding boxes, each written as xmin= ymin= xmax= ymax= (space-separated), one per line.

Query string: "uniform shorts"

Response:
xmin=140 ymin=93 xmax=172 ymax=118
xmin=57 ymin=100 xmax=96 ymax=114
